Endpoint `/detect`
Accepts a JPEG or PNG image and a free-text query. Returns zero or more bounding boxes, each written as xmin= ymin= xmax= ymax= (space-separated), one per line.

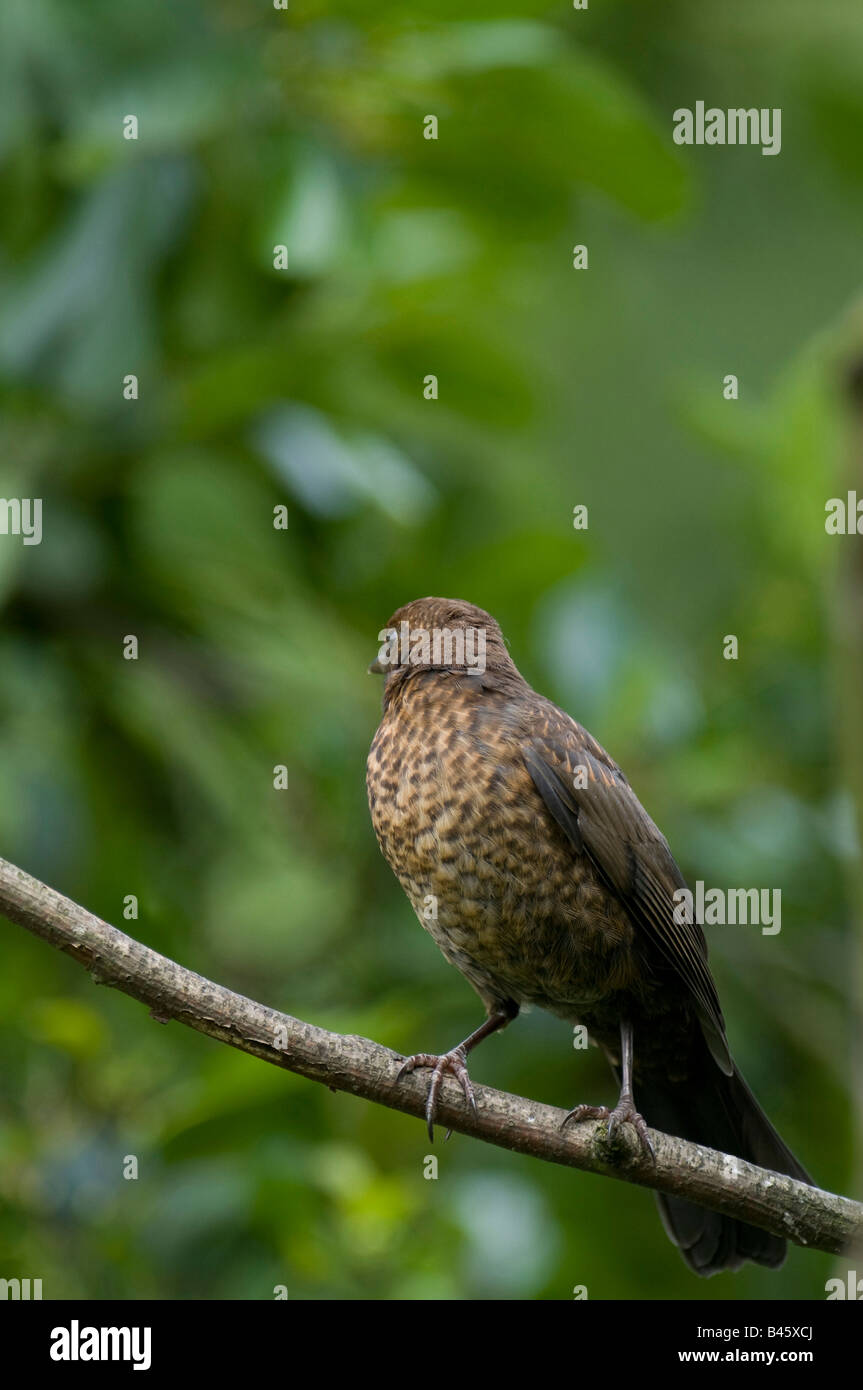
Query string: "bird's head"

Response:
xmin=369 ymin=596 xmax=516 ymax=684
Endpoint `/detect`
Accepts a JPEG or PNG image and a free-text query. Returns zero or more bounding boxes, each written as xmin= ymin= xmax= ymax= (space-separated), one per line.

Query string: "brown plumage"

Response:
xmin=366 ymin=596 xmax=810 ymax=1276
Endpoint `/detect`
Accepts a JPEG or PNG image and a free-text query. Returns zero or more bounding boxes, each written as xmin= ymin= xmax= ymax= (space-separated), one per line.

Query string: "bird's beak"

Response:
xmin=368 ymin=655 xmax=387 ymax=674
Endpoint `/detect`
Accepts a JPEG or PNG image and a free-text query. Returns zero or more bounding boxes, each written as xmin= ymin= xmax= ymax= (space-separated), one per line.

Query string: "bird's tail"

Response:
xmin=637 ymin=1054 xmax=811 ymax=1277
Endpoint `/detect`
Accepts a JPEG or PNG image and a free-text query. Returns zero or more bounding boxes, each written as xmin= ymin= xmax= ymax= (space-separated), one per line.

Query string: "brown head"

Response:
xmin=369 ymin=597 xmax=519 ymax=693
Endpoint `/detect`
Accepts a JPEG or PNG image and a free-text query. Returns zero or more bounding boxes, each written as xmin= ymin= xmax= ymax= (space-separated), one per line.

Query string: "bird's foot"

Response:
xmin=562 ymin=1099 xmax=656 ymax=1161
xmin=395 ymin=1047 xmax=478 ymax=1141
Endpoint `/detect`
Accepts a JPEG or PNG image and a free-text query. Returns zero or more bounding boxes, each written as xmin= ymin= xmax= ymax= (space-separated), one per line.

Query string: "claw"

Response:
xmin=561 ymin=1102 xmax=609 ymax=1130
xmin=394 ymin=1046 xmax=477 ymax=1140
xmin=562 ymin=1099 xmax=655 ymax=1162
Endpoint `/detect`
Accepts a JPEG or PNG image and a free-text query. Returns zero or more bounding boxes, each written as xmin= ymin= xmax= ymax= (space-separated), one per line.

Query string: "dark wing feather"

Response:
xmin=523 ymin=727 xmax=732 ymax=1075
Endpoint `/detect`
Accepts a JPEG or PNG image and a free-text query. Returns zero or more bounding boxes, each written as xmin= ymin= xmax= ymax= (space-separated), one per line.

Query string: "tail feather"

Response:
xmin=638 ymin=1058 xmax=811 ymax=1277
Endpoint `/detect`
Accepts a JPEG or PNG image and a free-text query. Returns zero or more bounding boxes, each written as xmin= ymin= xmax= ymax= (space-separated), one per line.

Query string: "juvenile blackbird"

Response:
xmin=366 ymin=596 xmax=811 ymax=1277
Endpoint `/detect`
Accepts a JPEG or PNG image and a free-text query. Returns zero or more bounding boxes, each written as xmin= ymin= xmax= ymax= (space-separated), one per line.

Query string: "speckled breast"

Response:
xmin=366 ymin=674 xmax=638 ymax=1018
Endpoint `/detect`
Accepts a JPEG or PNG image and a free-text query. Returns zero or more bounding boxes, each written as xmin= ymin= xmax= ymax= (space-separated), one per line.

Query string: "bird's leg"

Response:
xmin=396 ymin=1004 xmax=517 ymax=1141
xmin=562 ymin=1019 xmax=656 ymax=1160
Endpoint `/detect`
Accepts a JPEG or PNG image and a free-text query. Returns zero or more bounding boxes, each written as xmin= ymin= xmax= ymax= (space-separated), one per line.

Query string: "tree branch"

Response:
xmin=1 ymin=854 xmax=859 ymax=1259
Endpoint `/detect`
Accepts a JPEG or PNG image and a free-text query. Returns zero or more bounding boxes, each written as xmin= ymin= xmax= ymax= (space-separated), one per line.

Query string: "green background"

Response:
xmin=1 ymin=0 xmax=861 ymax=1300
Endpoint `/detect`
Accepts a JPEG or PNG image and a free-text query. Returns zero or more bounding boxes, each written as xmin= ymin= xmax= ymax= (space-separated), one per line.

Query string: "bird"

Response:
xmin=365 ymin=596 xmax=811 ymax=1276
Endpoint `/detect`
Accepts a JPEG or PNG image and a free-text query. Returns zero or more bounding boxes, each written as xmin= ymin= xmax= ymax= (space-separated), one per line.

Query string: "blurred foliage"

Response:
xmin=0 ymin=0 xmax=861 ymax=1300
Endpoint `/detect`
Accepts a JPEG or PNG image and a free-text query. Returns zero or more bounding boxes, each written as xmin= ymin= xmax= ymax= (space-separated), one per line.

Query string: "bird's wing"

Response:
xmin=523 ymin=720 xmax=732 ymax=1075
